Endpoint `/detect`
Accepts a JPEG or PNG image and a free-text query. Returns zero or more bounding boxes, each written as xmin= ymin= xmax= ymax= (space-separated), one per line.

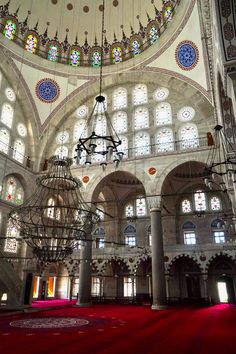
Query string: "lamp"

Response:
xmin=9 ymin=156 xmax=100 ymax=262
xmin=75 ymin=0 xmax=122 ymax=169
xmin=204 ymin=125 xmax=236 ymax=191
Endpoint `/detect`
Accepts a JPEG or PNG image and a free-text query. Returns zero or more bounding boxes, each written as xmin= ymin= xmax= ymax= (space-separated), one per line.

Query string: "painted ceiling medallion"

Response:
xmin=175 ymin=40 xmax=199 ymax=70
xmin=35 ymin=78 xmax=60 ymax=103
xmin=148 ymin=167 xmax=157 ymax=175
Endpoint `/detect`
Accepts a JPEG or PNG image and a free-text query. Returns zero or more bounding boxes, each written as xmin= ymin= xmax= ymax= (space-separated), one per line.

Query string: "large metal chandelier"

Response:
xmin=75 ymin=0 xmax=123 ymax=169
xmin=204 ymin=125 xmax=236 ymax=191
xmin=9 ymin=156 xmax=100 ymax=262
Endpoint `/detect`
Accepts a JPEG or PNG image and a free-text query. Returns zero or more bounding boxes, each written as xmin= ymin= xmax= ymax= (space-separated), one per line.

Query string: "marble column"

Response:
xmin=202 ymin=274 xmax=208 ymax=303
xmin=76 ymin=236 xmax=92 ymax=306
xmin=148 ymin=196 xmax=167 ymax=310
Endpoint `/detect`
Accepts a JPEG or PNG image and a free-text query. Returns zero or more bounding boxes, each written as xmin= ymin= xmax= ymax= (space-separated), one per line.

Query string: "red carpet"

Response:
xmin=0 ymin=304 xmax=235 ymax=354
xmin=32 ymin=299 xmax=76 ymax=308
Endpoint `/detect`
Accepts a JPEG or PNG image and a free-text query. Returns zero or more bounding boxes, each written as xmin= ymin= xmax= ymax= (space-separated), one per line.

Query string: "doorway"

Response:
xmin=217 ymin=276 xmax=235 ymax=303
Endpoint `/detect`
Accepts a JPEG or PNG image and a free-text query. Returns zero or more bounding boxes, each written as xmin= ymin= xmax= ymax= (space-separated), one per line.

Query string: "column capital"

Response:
xmin=147 ymin=196 xmax=162 ymax=211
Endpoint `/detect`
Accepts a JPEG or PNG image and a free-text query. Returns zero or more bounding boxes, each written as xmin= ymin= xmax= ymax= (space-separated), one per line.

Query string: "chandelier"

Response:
xmin=9 ymin=156 xmax=100 ymax=262
xmin=75 ymin=0 xmax=123 ymax=170
xmin=204 ymin=125 xmax=236 ymax=191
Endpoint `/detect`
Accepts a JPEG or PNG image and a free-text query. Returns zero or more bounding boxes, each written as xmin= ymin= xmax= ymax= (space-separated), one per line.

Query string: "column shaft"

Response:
xmin=76 ymin=237 xmax=92 ymax=306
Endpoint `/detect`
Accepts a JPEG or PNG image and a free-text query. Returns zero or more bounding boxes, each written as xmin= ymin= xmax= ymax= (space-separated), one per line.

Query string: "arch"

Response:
xmin=167 ymin=254 xmax=203 ymax=273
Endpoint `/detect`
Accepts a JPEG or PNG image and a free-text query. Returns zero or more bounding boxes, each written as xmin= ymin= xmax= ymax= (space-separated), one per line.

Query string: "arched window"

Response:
xmin=112 ymin=111 xmax=127 ymax=133
xmin=181 ymin=199 xmax=192 ymax=213
xmin=93 ymin=227 xmax=105 ymax=248
xmin=147 ymin=22 xmax=159 ymax=44
xmin=134 ymin=132 xmax=150 ymax=156
xmin=111 ymin=46 xmax=123 ymax=64
xmin=130 ymin=38 xmax=141 ymax=56
xmin=113 ymin=88 xmax=127 ymax=110
xmin=91 ymin=49 xmax=102 ymax=67
xmin=95 ymin=115 xmax=106 ymax=135
xmin=163 ymin=3 xmax=173 ymax=22
xmin=156 ymin=128 xmax=174 ymax=152
xmin=179 ymin=124 xmax=199 ymax=149
xmin=211 ymin=219 xmax=225 ymax=243
xmin=4 ymin=219 xmax=19 ymax=253
xmin=155 ymin=102 xmax=172 ymax=126
xmin=133 ymin=84 xmax=148 ymax=106
xmin=194 ymin=190 xmax=206 ymax=211
xmin=182 ymin=221 xmax=196 ymax=245
xmin=3 ymin=19 xmax=17 ymax=40
xmin=1 ymin=103 xmax=14 ymax=128
xmin=0 ymin=128 xmax=10 ymax=154
xmin=47 ymin=42 xmax=60 ymax=62
xmin=210 ymin=196 xmax=221 ymax=211
xmin=134 ymin=107 xmax=149 ymax=130
xmin=115 ymin=136 xmax=128 ymax=159
xmin=25 ymin=33 xmax=38 ymax=53
xmin=125 ymin=203 xmax=134 ymax=218
xmin=73 ymin=120 xmax=87 ymax=141
xmin=136 ymin=197 xmax=146 ymax=216
xmin=69 ymin=47 xmax=81 ymax=66
xmin=55 ymin=146 xmax=68 ymax=159
xmin=124 ymin=225 xmax=137 ymax=246
xmin=13 ymin=139 xmax=25 ymax=163
xmin=3 ymin=176 xmax=24 ymax=205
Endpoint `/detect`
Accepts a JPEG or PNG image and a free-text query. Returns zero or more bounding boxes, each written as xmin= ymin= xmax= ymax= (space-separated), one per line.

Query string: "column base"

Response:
xmin=75 ymin=301 xmax=92 ymax=307
xmin=151 ymin=304 xmax=168 ymax=310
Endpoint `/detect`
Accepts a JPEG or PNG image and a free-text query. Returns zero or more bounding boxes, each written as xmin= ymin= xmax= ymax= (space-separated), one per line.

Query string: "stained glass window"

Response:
xmin=112 ymin=111 xmax=127 ymax=133
xmin=124 ymin=225 xmax=137 ymax=247
xmin=133 ymin=84 xmax=148 ymax=106
xmin=4 ymin=176 xmax=24 ymax=205
xmin=184 ymin=231 xmax=196 ymax=245
xmin=48 ymin=44 xmax=59 ymax=62
xmin=56 ymin=131 xmax=69 ymax=144
xmin=112 ymin=46 xmax=122 ymax=64
xmin=55 ymin=146 xmax=68 ymax=159
xmin=156 ymin=128 xmax=174 ymax=152
xmin=194 ymin=190 xmax=206 ymax=211
xmin=0 ymin=128 xmax=10 ymax=154
xmin=182 ymin=199 xmax=192 ymax=213
xmin=5 ymin=88 xmax=16 ymax=102
xmin=13 ymin=139 xmax=25 ymax=163
xmin=3 ymin=19 xmax=17 ymax=40
xmin=155 ymin=102 xmax=172 ymax=126
xmin=70 ymin=48 xmax=81 ymax=66
xmin=92 ymin=49 xmax=101 ymax=68
xmin=113 ymin=88 xmax=127 ymax=110
xmin=210 ymin=196 xmax=221 ymax=211
xmin=149 ymin=26 xmax=158 ymax=44
xmin=73 ymin=120 xmax=87 ymax=141
xmin=134 ymin=132 xmax=150 ymax=156
xmin=125 ymin=204 xmax=134 ymax=218
xmin=4 ymin=220 xmax=19 ymax=253
xmin=136 ymin=197 xmax=146 ymax=216
xmin=1 ymin=103 xmax=14 ymax=128
xmin=179 ymin=124 xmax=199 ymax=149
xmin=134 ymin=107 xmax=149 ymax=130
xmin=163 ymin=5 xmax=173 ymax=22
xmin=131 ymin=39 xmax=141 ymax=56
xmin=25 ymin=34 xmax=38 ymax=53
xmin=17 ymin=123 xmax=27 ymax=137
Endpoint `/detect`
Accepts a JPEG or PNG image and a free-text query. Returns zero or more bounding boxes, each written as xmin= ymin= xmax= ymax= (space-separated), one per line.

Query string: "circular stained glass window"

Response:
xmin=5 ymin=88 xmax=16 ymax=102
xmin=76 ymin=105 xmax=88 ymax=118
xmin=176 ymin=41 xmax=199 ymax=70
xmin=177 ymin=106 xmax=195 ymax=122
xmin=154 ymin=87 xmax=169 ymax=102
xmin=56 ymin=131 xmax=69 ymax=144
xmin=17 ymin=123 xmax=27 ymax=137
xmin=35 ymin=79 xmax=60 ymax=103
